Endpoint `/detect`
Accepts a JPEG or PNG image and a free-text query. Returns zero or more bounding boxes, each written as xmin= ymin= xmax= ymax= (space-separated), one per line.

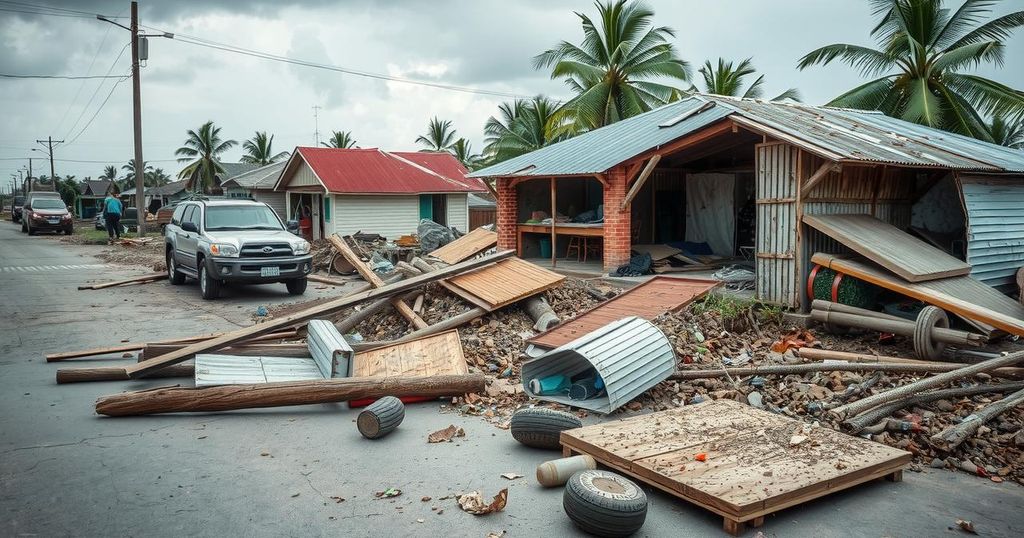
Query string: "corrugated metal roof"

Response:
xmin=290 ymin=147 xmax=486 ymax=194
xmin=391 ymin=151 xmax=483 ymax=191
xmin=222 ymin=161 xmax=287 ymax=190
xmin=218 ymin=162 xmax=260 ymax=180
xmin=470 ymin=94 xmax=1024 ymax=178
xmin=960 ymin=175 xmax=1024 ymax=293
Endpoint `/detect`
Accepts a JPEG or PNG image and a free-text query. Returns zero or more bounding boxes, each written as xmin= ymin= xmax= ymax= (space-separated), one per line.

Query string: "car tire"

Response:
xmin=510 ymin=408 xmax=582 ymax=450
xmin=65 ymin=226 xmax=73 ymax=235
xmin=199 ymin=264 xmax=221 ymax=300
xmin=27 ymin=222 xmax=35 ymax=235
xmin=286 ymin=278 xmax=308 ymax=296
xmin=563 ymin=470 xmax=648 ymax=537
xmin=167 ymin=250 xmax=186 ymax=285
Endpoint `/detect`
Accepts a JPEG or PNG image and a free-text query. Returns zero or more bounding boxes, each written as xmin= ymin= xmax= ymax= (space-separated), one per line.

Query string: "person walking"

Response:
xmin=102 ymin=191 xmax=124 ymax=244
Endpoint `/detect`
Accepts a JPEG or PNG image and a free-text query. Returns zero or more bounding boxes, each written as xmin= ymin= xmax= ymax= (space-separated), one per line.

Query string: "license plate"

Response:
xmin=260 ymin=266 xmax=281 ymax=277
xmin=47 ymin=218 xmax=60 ymax=224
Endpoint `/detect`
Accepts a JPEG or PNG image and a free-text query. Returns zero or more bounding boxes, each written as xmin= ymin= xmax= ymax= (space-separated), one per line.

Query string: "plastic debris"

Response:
xmin=456 ymin=488 xmax=508 ymax=515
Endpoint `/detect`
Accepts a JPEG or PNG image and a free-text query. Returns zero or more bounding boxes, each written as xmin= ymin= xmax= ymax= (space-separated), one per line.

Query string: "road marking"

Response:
xmin=0 ymin=264 xmax=106 ymax=273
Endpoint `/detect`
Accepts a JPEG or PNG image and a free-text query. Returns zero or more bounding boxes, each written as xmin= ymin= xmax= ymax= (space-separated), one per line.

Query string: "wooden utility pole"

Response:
xmin=35 ymin=137 xmax=63 ymax=190
xmin=130 ymin=1 xmax=146 ymax=237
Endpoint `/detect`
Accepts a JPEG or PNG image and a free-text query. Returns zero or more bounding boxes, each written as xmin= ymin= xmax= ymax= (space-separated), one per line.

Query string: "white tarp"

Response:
xmin=685 ymin=173 xmax=734 ymax=255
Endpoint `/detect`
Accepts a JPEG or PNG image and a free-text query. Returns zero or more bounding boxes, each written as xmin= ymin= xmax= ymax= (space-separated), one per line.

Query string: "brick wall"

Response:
xmin=603 ymin=167 xmax=631 ymax=271
xmin=496 ymin=179 xmax=517 ymax=252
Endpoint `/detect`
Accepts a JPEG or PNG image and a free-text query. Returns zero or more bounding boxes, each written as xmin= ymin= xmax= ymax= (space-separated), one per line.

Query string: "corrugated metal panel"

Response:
xmin=194 ymin=354 xmax=322 ymax=387
xmin=446 ymin=194 xmax=469 ymax=232
xmin=295 ymin=147 xmax=483 ymax=194
xmin=307 ymin=319 xmax=354 ymax=378
xmin=225 ymin=161 xmax=287 ymax=189
xmin=520 ymin=316 xmax=675 ymax=414
xmin=755 ymin=143 xmax=799 ymax=307
xmin=960 ymin=175 xmax=1024 ymax=292
xmin=332 ymin=194 xmax=420 ymax=238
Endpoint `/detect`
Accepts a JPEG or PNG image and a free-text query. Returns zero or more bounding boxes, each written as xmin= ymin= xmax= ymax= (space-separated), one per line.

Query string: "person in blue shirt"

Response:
xmin=103 ymin=192 xmax=123 ymax=243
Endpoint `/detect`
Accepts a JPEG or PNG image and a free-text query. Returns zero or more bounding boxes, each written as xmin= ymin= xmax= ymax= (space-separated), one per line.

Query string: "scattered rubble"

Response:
xmin=455 ymin=488 xmax=507 ymax=515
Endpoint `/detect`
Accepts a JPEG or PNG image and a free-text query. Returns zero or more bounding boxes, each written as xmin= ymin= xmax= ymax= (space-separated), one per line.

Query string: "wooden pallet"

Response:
xmin=560 ymin=399 xmax=910 ymax=535
xmin=351 ymin=330 xmax=468 ymax=378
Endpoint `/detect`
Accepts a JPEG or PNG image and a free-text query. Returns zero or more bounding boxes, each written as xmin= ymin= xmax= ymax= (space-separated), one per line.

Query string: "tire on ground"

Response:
xmin=913 ymin=305 xmax=948 ymax=361
xmin=286 ymin=278 xmax=307 ymax=295
xmin=357 ymin=396 xmax=405 ymax=439
xmin=510 ymin=407 xmax=582 ymax=450
xmin=563 ymin=469 xmax=648 ymax=537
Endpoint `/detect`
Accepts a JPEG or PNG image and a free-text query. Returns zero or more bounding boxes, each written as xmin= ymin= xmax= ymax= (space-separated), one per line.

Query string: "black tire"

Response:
xmin=26 ymin=222 xmax=35 ymax=236
xmin=286 ymin=278 xmax=307 ymax=296
xmin=913 ymin=305 xmax=948 ymax=361
xmin=510 ymin=408 xmax=582 ymax=450
xmin=199 ymin=264 xmax=221 ymax=300
xmin=563 ymin=470 xmax=648 ymax=537
xmin=167 ymin=250 xmax=185 ymax=285
xmin=357 ymin=396 xmax=405 ymax=439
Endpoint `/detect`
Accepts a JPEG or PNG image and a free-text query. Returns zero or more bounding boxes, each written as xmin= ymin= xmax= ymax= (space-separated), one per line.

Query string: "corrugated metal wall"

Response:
xmin=288 ymin=161 xmax=322 ymax=187
xmin=446 ymin=194 xmax=469 ymax=232
xmin=755 ymin=142 xmax=799 ymax=306
xmin=960 ymin=175 xmax=1024 ymax=293
xmin=332 ymin=194 xmax=420 ymax=239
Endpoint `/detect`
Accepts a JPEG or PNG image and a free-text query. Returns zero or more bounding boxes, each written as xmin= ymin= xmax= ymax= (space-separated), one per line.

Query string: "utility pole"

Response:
xmin=312 ymin=105 xmax=322 ymax=146
xmin=35 ymin=136 xmax=63 ymax=190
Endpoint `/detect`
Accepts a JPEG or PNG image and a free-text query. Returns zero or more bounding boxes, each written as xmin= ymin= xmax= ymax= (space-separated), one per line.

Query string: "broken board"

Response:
xmin=812 ymin=253 xmax=1024 ymax=336
xmin=349 ymin=330 xmax=469 ymax=407
xmin=445 ymin=257 xmax=565 ymax=310
xmin=428 ymin=228 xmax=498 ymax=265
xmin=560 ymin=399 xmax=910 ymax=536
xmin=527 ymin=276 xmax=719 ymax=350
xmin=803 ymin=214 xmax=970 ymax=282
xmin=631 ymin=244 xmax=682 ymax=261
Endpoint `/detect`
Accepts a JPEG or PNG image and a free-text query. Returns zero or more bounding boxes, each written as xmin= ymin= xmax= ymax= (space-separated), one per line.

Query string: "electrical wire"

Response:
xmin=61 ymin=41 xmax=129 ymax=143
xmin=0 ymin=73 xmax=126 ymax=79
xmin=52 ymin=7 xmax=121 ymax=134
xmin=0 ymin=1 xmax=123 ymax=18
xmin=63 ymin=70 xmax=130 ymax=146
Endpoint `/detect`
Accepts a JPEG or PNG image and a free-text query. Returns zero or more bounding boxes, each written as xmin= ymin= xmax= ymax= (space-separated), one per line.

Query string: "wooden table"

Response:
xmin=516 ymin=223 xmax=603 ymax=259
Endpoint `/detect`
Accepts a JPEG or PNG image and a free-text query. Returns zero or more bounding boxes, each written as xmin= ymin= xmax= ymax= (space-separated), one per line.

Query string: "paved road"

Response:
xmin=1 ymin=221 xmax=1023 ymax=537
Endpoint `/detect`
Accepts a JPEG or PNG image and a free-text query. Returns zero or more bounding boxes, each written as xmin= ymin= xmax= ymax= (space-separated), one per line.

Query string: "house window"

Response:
xmin=323 ymin=197 xmax=331 ymax=221
xmin=419 ymin=194 xmax=446 ymax=226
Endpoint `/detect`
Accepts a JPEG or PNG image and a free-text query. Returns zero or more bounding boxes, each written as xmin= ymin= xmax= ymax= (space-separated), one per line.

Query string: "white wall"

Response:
xmin=332 ymin=194 xmax=420 ymax=238
xmin=253 ymin=190 xmax=287 ymax=222
xmin=446 ymin=194 xmax=469 ymax=232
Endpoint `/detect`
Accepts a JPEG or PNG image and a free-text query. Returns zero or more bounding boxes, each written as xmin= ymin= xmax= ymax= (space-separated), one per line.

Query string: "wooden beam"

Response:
xmin=77 ymin=273 xmax=167 ymax=290
xmin=329 ymin=234 xmax=427 ymax=330
xmin=483 ymin=178 xmax=498 ymax=199
xmin=550 ymin=177 xmax=557 ymax=268
xmin=124 ymin=251 xmax=515 ymax=378
xmin=623 ymin=161 xmax=644 ymax=185
xmin=799 ymin=161 xmax=840 ymax=197
xmin=625 ymin=120 xmax=735 ymax=167
xmin=620 ymin=155 xmax=661 ymax=210
xmin=731 ymin=115 xmax=846 ymax=162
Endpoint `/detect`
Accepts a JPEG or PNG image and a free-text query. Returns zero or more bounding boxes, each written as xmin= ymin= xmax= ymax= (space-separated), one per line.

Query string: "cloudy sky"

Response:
xmin=2 ymin=0 xmax=1022 ymax=187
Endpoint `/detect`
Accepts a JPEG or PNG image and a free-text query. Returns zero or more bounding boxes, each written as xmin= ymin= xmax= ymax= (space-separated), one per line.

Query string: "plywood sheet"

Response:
xmin=803 ymin=214 xmax=970 ymax=282
xmin=528 ymin=276 xmax=719 ymax=349
xmin=631 ymin=244 xmax=682 ymax=261
xmin=352 ymin=330 xmax=468 ymax=378
xmin=428 ymin=228 xmax=498 ymax=264
xmin=812 ymin=253 xmax=1024 ymax=336
xmin=445 ymin=257 xmax=565 ymax=309
xmin=560 ymin=399 xmax=910 ymax=522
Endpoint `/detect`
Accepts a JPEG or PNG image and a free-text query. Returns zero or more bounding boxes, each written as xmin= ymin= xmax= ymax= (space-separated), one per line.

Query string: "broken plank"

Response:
xmin=307 ymin=274 xmax=350 ymax=286
xmin=329 ymin=234 xmax=427 ymax=330
xmin=77 ymin=273 xmax=167 ymax=290
xmin=352 ymin=330 xmax=468 ymax=378
xmin=444 ymin=257 xmax=565 ymax=310
xmin=427 ymin=227 xmax=498 ymax=265
xmin=124 ymin=251 xmax=514 ymax=378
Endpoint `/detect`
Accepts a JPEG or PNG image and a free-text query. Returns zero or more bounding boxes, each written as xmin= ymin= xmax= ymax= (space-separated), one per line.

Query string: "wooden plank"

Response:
xmin=798 ymin=161 xmax=839 ymax=197
xmin=77 ymin=273 xmax=167 ymax=290
xmin=427 ymin=228 xmax=498 ymax=265
xmin=803 ymin=214 xmax=971 ymax=282
xmin=559 ymin=399 xmax=909 ymax=522
xmin=446 ymin=257 xmax=565 ymax=310
xmin=124 ymin=251 xmax=514 ymax=378
xmin=528 ymin=276 xmax=720 ymax=349
xmin=352 ymin=330 xmax=468 ymax=378
xmin=812 ymin=253 xmax=1024 ymax=336
xmin=329 ymin=234 xmax=427 ymax=330
xmin=621 ymin=154 xmax=661 ymax=209
xmin=631 ymin=244 xmax=682 ymax=261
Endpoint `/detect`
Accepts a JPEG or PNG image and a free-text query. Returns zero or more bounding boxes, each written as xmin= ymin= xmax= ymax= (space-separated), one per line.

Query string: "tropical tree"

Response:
xmin=121 ymin=158 xmax=152 ymax=189
xmin=989 ymin=116 xmax=1024 ymax=148
xmin=241 ymin=131 xmax=289 ymax=165
xmin=145 ymin=167 xmax=172 ymax=187
xmin=449 ymin=138 xmax=483 ymax=170
xmin=696 ymin=58 xmax=801 ymax=101
xmin=99 ymin=165 xmax=118 ymax=181
xmin=322 ymin=130 xmax=357 ymax=149
xmin=483 ymin=95 xmax=565 ymax=162
xmin=55 ymin=175 xmax=81 ymax=208
xmin=175 ymin=120 xmax=237 ymax=193
xmin=416 ymin=117 xmax=457 ymax=151
xmin=533 ymin=0 xmax=691 ymax=132
xmin=797 ymin=0 xmax=1024 ymax=141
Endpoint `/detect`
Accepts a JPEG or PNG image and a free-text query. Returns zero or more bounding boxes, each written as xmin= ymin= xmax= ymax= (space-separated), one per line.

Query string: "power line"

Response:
xmin=0 ymin=1 xmax=123 ymax=18
xmin=0 ymin=73 xmax=127 ymax=80
xmin=0 ymin=6 xmax=93 ymax=18
xmin=61 ymin=42 xmax=130 ymax=143
xmin=63 ymin=71 xmax=131 ymax=146
xmin=53 ymin=7 xmax=121 ymax=134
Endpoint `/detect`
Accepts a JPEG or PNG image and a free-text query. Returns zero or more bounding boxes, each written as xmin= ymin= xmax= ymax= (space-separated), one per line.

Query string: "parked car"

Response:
xmin=154 ymin=202 xmax=178 ymax=232
xmin=11 ymin=195 xmax=25 ymax=222
xmin=21 ymin=196 xmax=73 ymax=235
xmin=165 ymin=199 xmax=311 ymax=300
xmin=95 ymin=207 xmax=142 ymax=232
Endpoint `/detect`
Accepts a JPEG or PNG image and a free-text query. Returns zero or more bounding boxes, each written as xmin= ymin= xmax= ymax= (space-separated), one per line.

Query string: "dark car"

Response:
xmin=11 ymin=195 xmax=25 ymax=222
xmin=21 ymin=196 xmax=73 ymax=235
xmin=95 ymin=207 xmax=138 ymax=233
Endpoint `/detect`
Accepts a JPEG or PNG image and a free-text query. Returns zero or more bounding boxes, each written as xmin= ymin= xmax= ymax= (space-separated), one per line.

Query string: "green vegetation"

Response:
xmin=322 ymin=130 xmax=357 ymax=149
xmin=241 ymin=131 xmax=289 ymax=165
xmin=691 ymin=294 xmax=782 ymax=325
xmin=175 ymin=121 xmax=238 ymax=194
xmin=416 ymin=117 xmax=458 ymax=151
xmin=697 ymin=58 xmax=801 ymax=102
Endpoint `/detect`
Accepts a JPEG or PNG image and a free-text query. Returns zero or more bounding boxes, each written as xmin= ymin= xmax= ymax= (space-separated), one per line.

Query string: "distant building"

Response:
xmin=219 ymin=161 xmax=288 ymax=219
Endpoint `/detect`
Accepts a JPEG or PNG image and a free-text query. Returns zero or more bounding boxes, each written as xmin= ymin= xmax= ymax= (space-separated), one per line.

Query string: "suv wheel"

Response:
xmin=26 ymin=221 xmax=35 ymax=236
xmin=167 ymin=250 xmax=186 ymax=285
xmin=199 ymin=265 xmax=221 ymax=300
xmin=286 ymin=278 xmax=307 ymax=296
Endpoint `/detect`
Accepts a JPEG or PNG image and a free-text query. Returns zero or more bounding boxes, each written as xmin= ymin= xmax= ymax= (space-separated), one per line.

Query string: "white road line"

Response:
xmin=0 ymin=264 xmax=105 ymax=273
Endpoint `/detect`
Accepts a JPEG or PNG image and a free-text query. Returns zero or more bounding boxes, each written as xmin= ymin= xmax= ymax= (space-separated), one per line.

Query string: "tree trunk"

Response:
xmin=929 ymin=388 xmax=1024 ymax=451
xmin=844 ymin=381 xmax=1024 ymax=433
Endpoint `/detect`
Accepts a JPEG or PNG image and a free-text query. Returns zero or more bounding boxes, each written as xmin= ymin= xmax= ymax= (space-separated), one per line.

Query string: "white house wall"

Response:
xmin=332 ymin=194 xmax=421 ymax=238
xmin=446 ymin=194 xmax=469 ymax=232
xmin=253 ymin=190 xmax=287 ymax=222
xmin=289 ymin=161 xmax=322 ymax=187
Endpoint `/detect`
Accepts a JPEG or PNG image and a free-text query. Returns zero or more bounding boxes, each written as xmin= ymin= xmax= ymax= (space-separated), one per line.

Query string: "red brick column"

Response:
xmin=496 ymin=179 xmax=518 ymax=252
xmin=602 ymin=167 xmax=631 ymax=272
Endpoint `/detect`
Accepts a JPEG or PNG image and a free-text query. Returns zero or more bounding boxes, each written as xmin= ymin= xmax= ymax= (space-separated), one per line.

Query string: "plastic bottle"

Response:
xmin=536 ymin=455 xmax=597 ymax=487
xmin=528 ymin=374 xmax=571 ymax=396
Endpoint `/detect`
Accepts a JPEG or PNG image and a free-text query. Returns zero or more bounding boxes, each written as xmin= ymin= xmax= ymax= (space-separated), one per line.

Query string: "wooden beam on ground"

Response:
xmin=123 ymin=250 xmax=513 ymax=378
xmin=45 ymin=333 xmax=224 ymax=362
xmin=58 ymin=364 xmax=194 ymax=384
xmin=328 ymin=234 xmax=427 ymax=330
xmin=799 ymin=161 xmax=840 ymax=197
xmin=796 ymin=348 xmax=1024 ymax=380
xmin=78 ymin=273 xmax=168 ymax=290
xmin=620 ymin=155 xmax=661 ymax=210
xmin=307 ymin=274 xmax=349 ymax=286
xmin=95 ymin=374 xmax=486 ymax=416
xmin=350 ymin=307 xmax=488 ymax=352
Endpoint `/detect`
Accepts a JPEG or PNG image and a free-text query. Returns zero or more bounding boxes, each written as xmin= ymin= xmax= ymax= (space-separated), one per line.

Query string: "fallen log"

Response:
xmin=350 ymin=307 xmax=488 ymax=352
xmin=929 ymin=388 xmax=1024 ymax=451
xmin=811 ymin=300 xmax=907 ymax=323
xmin=669 ymin=362 xmax=1001 ymax=381
xmin=797 ymin=348 xmax=1024 ymax=379
xmin=95 ymin=374 xmax=485 ymax=416
xmin=58 ymin=364 xmax=195 ymax=384
xmin=844 ymin=381 xmax=1024 ymax=433
xmin=77 ymin=273 xmax=167 ymax=290
xmin=829 ymin=349 xmax=1024 ymax=420
xmin=124 ymin=251 xmax=513 ymax=378
xmin=334 ymin=290 xmax=419 ymax=335
xmin=523 ymin=295 xmax=560 ymax=332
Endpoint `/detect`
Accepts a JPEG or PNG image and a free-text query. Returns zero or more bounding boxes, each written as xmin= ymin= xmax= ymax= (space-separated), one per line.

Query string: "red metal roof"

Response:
xmin=289 ymin=147 xmax=485 ymax=194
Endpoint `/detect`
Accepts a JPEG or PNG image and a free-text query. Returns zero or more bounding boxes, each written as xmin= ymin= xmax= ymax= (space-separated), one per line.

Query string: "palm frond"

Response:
xmin=771 ymin=88 xmax=803 ymax=102
xmin=948 ymin=9 xmax=1024 ymax=49
xmin=797 ymin=44 xmax=896 ymax=76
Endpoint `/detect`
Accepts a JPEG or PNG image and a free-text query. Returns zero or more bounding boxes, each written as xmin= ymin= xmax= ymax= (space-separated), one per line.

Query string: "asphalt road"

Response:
xmin=1 ymin=220 xmax=1023 ymax=537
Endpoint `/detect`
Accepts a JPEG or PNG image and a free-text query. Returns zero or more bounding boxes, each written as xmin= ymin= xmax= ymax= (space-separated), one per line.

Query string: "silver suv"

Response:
xmin=164 ymin=199 xmax=313 ymax=300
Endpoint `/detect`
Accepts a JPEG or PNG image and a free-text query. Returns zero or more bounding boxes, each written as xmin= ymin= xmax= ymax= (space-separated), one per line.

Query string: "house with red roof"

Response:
xmin=273 ymin=147 xmax=488 ymax=240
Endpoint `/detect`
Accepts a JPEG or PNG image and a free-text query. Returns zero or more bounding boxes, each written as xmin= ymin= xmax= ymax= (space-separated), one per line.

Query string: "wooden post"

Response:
xmin=550 ymin=177 xmax=556 ymax=268
xmin=328 ymin=234 xmax=427 ymax=330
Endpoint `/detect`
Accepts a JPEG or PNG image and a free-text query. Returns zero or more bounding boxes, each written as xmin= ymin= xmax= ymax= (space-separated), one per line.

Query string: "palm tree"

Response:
xmin=533 ymin=0 xmax=691 ymax=132
xmin=121 ymin=158 xmax=152 ymax=188
xmin=55 ymin=175 xmax=81 ymax=208
xmin=483 ymin=95 xmax=565 ymax=162
xmin=322 ymin=130 xmax=357 ymax=149
xmin=175 ymin=121 xmax=237 ymax=193
xmin=416 ymin=117 xmax=457 ymax=151
xmin=449 ymin=138 xmax=483 ymax=170
xmin=145 ymin=167 xmax=171 ymax=187
xmin=989 ymin=116 xmax=1024 ymax=148
xmin=241 ymin=131 xmax=289 ymax=165
xmin=99 ymin=165 xmax=118 ymax=181
xmin=696 ymin=58 xmax=801 ymax=101
xmin=797 ymin=0 xmax=1024 ymax=141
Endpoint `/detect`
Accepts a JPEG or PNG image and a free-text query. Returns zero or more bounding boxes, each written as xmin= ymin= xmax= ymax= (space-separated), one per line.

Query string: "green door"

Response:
xmin=419 ymin=194 xmax=433 ymax=220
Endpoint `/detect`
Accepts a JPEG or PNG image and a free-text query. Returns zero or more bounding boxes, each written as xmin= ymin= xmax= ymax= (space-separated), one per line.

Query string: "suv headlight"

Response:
xmin=293 ymin=240 xmax=311 ymax=255
xmin=209 ymin=243 xmax=239 ymax=257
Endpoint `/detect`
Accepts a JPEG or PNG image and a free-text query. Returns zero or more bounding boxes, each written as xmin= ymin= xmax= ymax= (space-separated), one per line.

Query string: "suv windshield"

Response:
xmin=204 ymin=205 xmax=283 ymax=231
xmin=32 ymin=198 xmax=66 ymax=210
